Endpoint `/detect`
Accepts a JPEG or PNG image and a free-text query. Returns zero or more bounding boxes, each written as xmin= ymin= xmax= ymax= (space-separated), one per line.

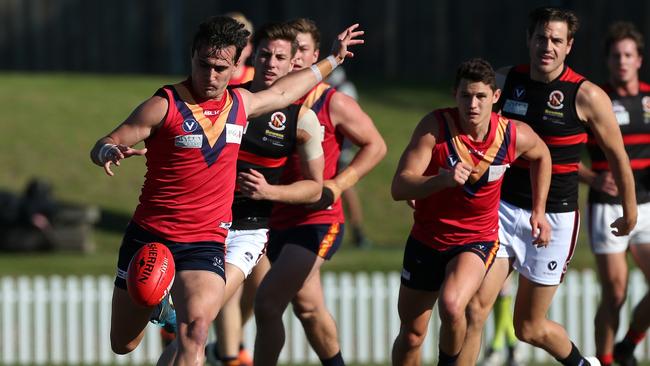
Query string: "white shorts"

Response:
xmin=497 ymin=200 xmax=580 ymax=286
xmin=225 ymin=228 xmax=268 ymax=277
xmin=588 ymin=202 xmax=650 ymax=254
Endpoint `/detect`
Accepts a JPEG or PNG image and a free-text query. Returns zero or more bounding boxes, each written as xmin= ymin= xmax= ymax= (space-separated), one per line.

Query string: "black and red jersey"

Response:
xmin=587 ymin=82 xmax=650 ymax=204
xmin=497 ymin=64 xmax=587 ymax=212
xmin=270 ymin=83 xmax=345 ymax=229
xmin=232 ymin=82 xmax=301 ymax=230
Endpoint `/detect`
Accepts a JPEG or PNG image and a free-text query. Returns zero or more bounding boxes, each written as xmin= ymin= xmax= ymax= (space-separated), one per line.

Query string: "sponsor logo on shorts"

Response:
xmin=212 ymin=256 xmax=224 ymax=271
xmin=244 ymin=252 xmax=254 ymax=262
xmin=401 ymin=268 xmax=411 ymax=281
xmin=547 ymin=261 xmax=558 ymax=271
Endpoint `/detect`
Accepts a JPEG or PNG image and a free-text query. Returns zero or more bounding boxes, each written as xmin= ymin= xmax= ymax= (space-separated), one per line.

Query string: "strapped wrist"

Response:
xmin=310 ymin=55 xmax=340 ymax=83
xmin=96 ymin=143 xmax=118 ymax=165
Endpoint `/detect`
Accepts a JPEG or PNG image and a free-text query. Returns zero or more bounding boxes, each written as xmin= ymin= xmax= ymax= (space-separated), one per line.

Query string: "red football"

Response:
xmin=127 ymin=242 xmax=175 ymax=307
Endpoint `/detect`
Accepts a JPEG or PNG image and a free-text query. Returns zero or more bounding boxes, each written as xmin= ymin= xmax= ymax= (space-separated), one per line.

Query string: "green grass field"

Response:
xmin=0 ymin=72 xmax=597 ymax=275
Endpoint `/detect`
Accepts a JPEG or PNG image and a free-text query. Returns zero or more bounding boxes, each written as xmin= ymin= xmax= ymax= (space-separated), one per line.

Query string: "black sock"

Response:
xmin=438 ymin=349 xmax=459 ymax=366
xmin=321 ymin=351 xmax=345 ymax=366
xmin=556 ymin=342 xmax=587 ymax=366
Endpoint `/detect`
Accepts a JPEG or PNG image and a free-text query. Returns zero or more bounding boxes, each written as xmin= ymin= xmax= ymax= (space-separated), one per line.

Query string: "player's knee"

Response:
xmin=255 ymin=295 xmax=284 ymax=321
xmin=438 ymin=295 xmax=465 ymax=325
xmin=182 ymin=318 xmax=210 ymax=348
xmin=397 ymin=325 xmax=428 ymax=350
xmin=602 ymin=287 xmax=627 ymax=309
xmin=513 ymin=318 xmax=546 ymax=345
xmin=465 ymin=297 xmax=491 ymax=327
xmin=110 ymin=336 xmax=138 ymax=355
xmin=292 ymin=300 xmax=318 ymax=323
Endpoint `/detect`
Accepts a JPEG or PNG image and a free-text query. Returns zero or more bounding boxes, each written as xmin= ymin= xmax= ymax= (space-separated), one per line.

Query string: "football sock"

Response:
xmin=321 ymin=351 xmax=345 ymax=366
xmin=438 ymin=349 xmax=459 ymax=366
xmin=556 ymin=342 xmax=586 ymax=366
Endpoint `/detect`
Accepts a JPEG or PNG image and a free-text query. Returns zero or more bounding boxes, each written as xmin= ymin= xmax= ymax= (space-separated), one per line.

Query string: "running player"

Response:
xmin=252 ymin=18 xmax=387 ymax=366
xmin=581 ymin=21 xmax=650 ymax=366
xmin=90 ymin=16 xmax=363 ymax=365
xmin=390 ymin=58 xmax=552 ymax=366
xmin=460 ymin=7 xmax=637 ymax=366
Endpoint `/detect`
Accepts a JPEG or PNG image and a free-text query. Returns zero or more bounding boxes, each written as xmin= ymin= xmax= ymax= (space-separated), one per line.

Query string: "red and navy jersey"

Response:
xmin=587 ymin=82 xmax=650 ymax=204
xmin=497 ymin=64 xmax=587 ymax=212
xmin=232 ymin=82 xmax=301 ymax=230
xmin=132 ymin=80 xmax=246 ymax=243
xmin=411 ymin=109 xmax=517 ymax=250
xmin=270 ymin=83 xmax=345 ymax=229
xmin=228 ymin=65 xmax=254 ymax=86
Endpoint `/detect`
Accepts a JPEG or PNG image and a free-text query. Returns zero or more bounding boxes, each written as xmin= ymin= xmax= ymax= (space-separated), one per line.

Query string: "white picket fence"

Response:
xmin=0 ymin=270 xmax=648 ymax=365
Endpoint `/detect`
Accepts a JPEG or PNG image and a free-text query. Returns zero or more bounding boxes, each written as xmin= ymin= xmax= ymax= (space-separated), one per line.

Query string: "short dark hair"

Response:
xmin=527 ymin=7 xmax=580 ymax=41
xmin=454 ymin=58 xmax=497 ymax=91
xmin=605 ymin=21 xmax=644 ymax=56
xmin=287 ymin=18 xmax=321 ymax=50
xmin=252 ymin=22 xmax=299 ymax=57
xmin=191 ymin=16 xmax=250 ymax=61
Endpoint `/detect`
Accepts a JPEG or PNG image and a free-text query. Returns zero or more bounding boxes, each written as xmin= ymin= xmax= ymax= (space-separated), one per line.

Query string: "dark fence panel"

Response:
xmin=1 ymin=0 xmax=649 ymax=83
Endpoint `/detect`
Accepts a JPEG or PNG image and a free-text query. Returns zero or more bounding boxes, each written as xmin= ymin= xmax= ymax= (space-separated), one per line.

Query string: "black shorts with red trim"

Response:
xmin=266 ymin=223 xmax=345 ymax=262
xmin=400 ymin=235 xmax=499 ymax=292
xmin=114 ymin=222 xmax=226 ymax=289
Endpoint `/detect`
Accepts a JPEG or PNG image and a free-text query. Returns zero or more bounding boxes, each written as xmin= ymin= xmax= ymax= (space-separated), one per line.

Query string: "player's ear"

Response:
xmin=492 ymin=88 xmax=501 ymax=104
xmin=566 ymin=37 xmax=574 ymax=55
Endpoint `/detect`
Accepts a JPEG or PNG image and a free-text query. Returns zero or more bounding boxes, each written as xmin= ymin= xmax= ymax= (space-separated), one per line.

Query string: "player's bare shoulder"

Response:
xmin=575 ymin=80 xmax=613 ymax=123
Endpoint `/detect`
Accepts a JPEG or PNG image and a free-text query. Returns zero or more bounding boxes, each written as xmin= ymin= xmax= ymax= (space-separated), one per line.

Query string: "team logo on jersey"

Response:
xmin=268 ymin=112 xmax=287 ymax=131
xmin=446 ymin=154 xmax=459 ymax=168
xmin=642 ymin=96 xmax=650 ymax=113
xmin=513 ymin=86 xmax=526 ymax=100
xmin=182 ymin=119 xmax=199 ymax=133
xmin=547 ymin=90 xmax=564 ymax=109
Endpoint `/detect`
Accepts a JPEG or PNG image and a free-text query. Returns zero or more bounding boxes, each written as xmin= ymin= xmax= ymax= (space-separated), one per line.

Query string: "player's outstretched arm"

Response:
xmin=90 ymin=96 xmax=167 ymax=176
xmin=577 ymin=81 xmax=637 ymax=235
xmin=238 ymin=108 xmax=324 ymax=204
xmin=514 ymin=121 xmax=552 ymax=246
xmin=391 ymin=113 xmax=470 ymax=201
xmin=241 ymin=24 xmax=365 ymax=118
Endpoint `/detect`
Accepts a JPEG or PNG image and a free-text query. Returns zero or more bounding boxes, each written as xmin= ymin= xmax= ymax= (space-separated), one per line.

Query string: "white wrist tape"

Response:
xmin=310 ymin=55 xmax=341 ymax=83
xmin=326 ymin=55 xmax=339 ymax=69
xmin=310 ymin=64 xmax=323 ymax=82
xmin=97 ymin=143 xmax=118 ymax=164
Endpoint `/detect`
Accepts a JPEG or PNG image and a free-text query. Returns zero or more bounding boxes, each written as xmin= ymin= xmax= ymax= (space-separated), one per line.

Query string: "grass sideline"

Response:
xmin=0 ymin=72 xmax=598 ymax=276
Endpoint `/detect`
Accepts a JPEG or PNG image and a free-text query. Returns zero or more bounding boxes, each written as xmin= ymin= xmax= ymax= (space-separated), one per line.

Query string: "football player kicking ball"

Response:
xmin=207 ymin=22 xmax=325 ymax=366
xmin=90 ymin=16 xmax=363 ymax=366
xmin=390 ymin=58 xmax=552 ymax=366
